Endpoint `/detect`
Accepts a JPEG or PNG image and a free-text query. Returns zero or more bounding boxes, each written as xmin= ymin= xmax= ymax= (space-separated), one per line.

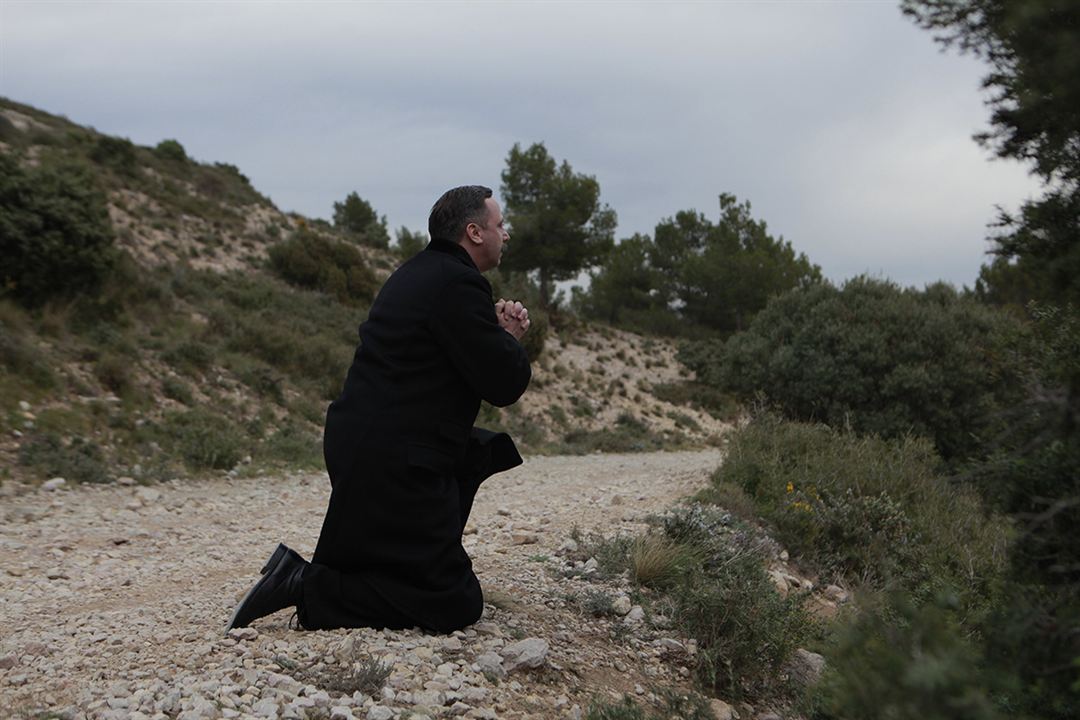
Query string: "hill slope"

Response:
xmin=0 ymin=98 xmax=731 ymax=489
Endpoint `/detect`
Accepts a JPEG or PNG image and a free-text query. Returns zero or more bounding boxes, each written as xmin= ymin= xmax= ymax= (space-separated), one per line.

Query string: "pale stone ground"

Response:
xmin=0 ymin=449 xmax=724 ymax=720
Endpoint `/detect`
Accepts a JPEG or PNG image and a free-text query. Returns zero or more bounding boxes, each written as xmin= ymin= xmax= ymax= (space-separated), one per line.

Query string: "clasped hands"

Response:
xmin=495 ymin=298 xmax=531 ymax=340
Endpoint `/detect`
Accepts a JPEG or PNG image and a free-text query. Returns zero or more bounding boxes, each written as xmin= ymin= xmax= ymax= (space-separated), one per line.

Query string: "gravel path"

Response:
xmin=1 ymin=449 xmax=721 ymax=720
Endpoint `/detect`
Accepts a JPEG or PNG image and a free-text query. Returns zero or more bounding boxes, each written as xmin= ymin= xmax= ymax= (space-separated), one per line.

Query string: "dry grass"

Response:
xmin=629 ymin=533 xmax=695 ymax=589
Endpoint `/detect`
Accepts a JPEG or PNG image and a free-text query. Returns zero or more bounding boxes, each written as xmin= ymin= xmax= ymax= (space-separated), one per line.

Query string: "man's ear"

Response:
xmin=465 ymin=222 xmax=483 ymax=246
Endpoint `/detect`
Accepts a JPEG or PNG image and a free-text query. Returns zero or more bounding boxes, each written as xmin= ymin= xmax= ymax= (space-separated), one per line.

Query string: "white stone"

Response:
xmin=499 ymin=638 xmax=549 ymax=673
xmin=788 ymin=648 xmax=826 ymax=687
xmin=474 ymin=652 xmax=506 ymax=679
xmin=43 ymin=478 xmax=67 ymax=491
xmin=366 ymin=707 xmax=394 ymax=720
xmin=710 ymin=698 xmax=736 ymax=720
xmin=611 ymin=595 xmax=632 ymax=616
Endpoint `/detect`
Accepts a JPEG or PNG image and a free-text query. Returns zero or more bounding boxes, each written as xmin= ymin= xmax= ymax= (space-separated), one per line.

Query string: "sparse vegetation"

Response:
xmin=712 ymin=413 xmax=1008 ymax=611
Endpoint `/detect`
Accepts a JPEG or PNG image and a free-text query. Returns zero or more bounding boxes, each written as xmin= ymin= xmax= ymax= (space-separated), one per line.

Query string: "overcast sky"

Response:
xmin=1 ymin=0 xmax=1041 ymax=288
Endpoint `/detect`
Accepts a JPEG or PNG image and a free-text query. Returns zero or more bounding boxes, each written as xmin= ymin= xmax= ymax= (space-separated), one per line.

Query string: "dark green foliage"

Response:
xmin=581 ymin=588 xmax=617 ymax=618
xmin=675 ymin=537 xmax=808 ymax=701
xmin=94 ymin=352 xmax=134 ymax=397
xmin=650 ymin=381 xmax=739 ymax=421
xmin=560 ymin=412 xmax=678 ymax=454
xmin=691 ymin=276 xmax=1026 ymax=462
xmin=653 ymin=196 xmax=822 ymax=334
xmin=966 ymin=306 xmax=1080 ymax=716
xmin=161 ymin=376 xmax=193 ymax=405
xmin=903 ymin=0 xmax=1080 ymax=304
xmin=162 ymin=408 xmax=247 ymax=471
xmin=19 ymin=433 xmax=110 ymax=484
xmin=585 ymin=696 xmax=648 ymax=720
xmin=974 ymin=254 xmax=1048 ymax=309
xmin=817 ymin=592 xmax=1001 ymax=720
xmin=267 ymin=228 xmax=379 ymax=305
xmin=162 ymin=340 xmax=215 ymax=375
xmin=585 ymin=692 xmax=716 ymax=720
xmin=0 ymin=153 xmax=116 ymax=306
xmin=500 ymin=141 xmax=616 ymax=307
xmin=235 ymin=361 xmax=284 ymax=402
xmin=256 ymin=422 xmax=322 ymax=469
xmin=0 ymin=114 xmax=18 ymax=143
xmin=89 ymin=135 xmax=137 ymax=175
xmin=0 ymin=306 xmax=56 ymax=389
xmin=332 ymin=191 xmax=389 ymax=248
xmin=712 ymin=414 xmax=1007 ymax=608
xmin=394 ymin=226 xmax=427 ymax=259
xmin=576 ymin=234 xmax=664 ymax=325
xmin=154 ymin=139 xmax=187 ymax=162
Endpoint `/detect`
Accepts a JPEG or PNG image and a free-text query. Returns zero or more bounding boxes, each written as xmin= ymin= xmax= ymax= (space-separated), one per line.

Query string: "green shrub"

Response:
xmin=585 ymin=691 xmax=715 ymax=720
xmin=651 ymin=380 xmax=739 ymax=421
xmin=162 ymin=376 xmax=193 ymax=405
xmin=257 ymin=422 xmax=322 ymax=469
xmin=267 ymin=228 xmax=378 ymax=304
xmin=581 ymin=588 xmax=617 ymax=618
xmin=816 ymin=592 xmax=1001 ymax=720
xmin=89 ymin=135 xmax=137 ymax=175
xmin=0 ymin=306 xmax=56 ymax=388
xmin=676 ymin=539 xmax=808 ymax=701
xmin=685 ymin=277 xmax=1027 ymax=463
xmin=235 ymin=361 xmax=285 ymax=402
xmin=162 ymin=409 xmax=247 ymax=471
xmin=0 ymin=114 xmax=18 ymax=143
xmin=0 ymin=153 xmax=116 ymax=306
xmin=162 ymin=340 xmax=214 ymax=374
xmin=94 ymin=352 xmax=134 ymax=397
xmin=712 ymin=414 xmax=1008 ymax=611
xmin=154 ymin=139 xmax=187 ymax=162
xmin=18 ymin=433 xmax=110 ymax=484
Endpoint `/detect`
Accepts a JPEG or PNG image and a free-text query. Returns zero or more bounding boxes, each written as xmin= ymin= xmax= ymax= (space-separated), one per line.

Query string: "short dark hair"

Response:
xmin=428 ymin=185 xmax=493 ymax=243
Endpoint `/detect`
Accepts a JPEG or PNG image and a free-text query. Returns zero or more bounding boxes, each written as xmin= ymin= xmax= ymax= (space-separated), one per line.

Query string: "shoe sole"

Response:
xmin=224 ymin=544 xmax=288 ymax=635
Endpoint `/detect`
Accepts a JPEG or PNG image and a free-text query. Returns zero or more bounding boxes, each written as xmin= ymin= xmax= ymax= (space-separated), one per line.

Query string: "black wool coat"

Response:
xmin=314 ymin=238 xmax=531 ymax=631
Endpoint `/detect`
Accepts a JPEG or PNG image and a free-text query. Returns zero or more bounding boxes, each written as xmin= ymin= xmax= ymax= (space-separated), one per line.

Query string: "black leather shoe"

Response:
xmin=224 ymin=544 xmax=307 ymax=633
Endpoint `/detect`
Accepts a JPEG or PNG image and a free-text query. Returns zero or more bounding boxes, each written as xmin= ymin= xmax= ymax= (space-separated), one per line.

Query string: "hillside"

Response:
xmin=0 ymin=98 xmax=732 ymax=489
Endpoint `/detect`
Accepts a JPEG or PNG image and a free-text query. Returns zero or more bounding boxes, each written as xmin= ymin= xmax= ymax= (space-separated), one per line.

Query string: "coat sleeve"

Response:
xmin=427 ymin=272 xmax=531 ymax=407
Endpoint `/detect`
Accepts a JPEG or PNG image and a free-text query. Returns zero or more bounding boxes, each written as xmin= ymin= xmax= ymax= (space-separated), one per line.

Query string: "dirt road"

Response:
xmin=0 ymin=449 xmax=721 ymax=719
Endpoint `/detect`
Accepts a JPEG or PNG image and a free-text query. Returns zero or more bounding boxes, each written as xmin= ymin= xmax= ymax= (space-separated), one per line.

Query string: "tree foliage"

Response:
xmin=394 ymin=226 xmax=427 ymax=260
xmin=903 ymin=0 xmax=1080 ymax=304
xmin=685 ymin=276 xmax=1026 ymax=463
xmin=500 ymin=142 xmax=616 ymax=307
xmin=0 ymin=153 xmax=116 ymax=306
xmin=904 ymin=4 xmax=1080 ymax=713
xmin=574 ymin=233 xmax=665 ymax=326
xmin=577 ymin=193 xmax=820 ymax=336
xmin=332 ymin=191 xmax=390 ymax=248
xmin=654 ymin=194 xmax=821 ymax=333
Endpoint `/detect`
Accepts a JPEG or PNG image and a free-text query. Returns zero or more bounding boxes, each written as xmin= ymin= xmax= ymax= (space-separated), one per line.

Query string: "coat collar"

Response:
xmin=426 ymin=237 xmax=479 ymax=272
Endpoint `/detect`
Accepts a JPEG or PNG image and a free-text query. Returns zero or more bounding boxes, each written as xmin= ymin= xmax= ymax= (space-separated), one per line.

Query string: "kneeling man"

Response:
xmin=227 ymin=185 xmax=531 ymax=633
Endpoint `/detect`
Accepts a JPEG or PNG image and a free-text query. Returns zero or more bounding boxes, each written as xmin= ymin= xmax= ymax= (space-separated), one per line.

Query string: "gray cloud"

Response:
xmin=1 ymin=0 xmax=1040 ymax=288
